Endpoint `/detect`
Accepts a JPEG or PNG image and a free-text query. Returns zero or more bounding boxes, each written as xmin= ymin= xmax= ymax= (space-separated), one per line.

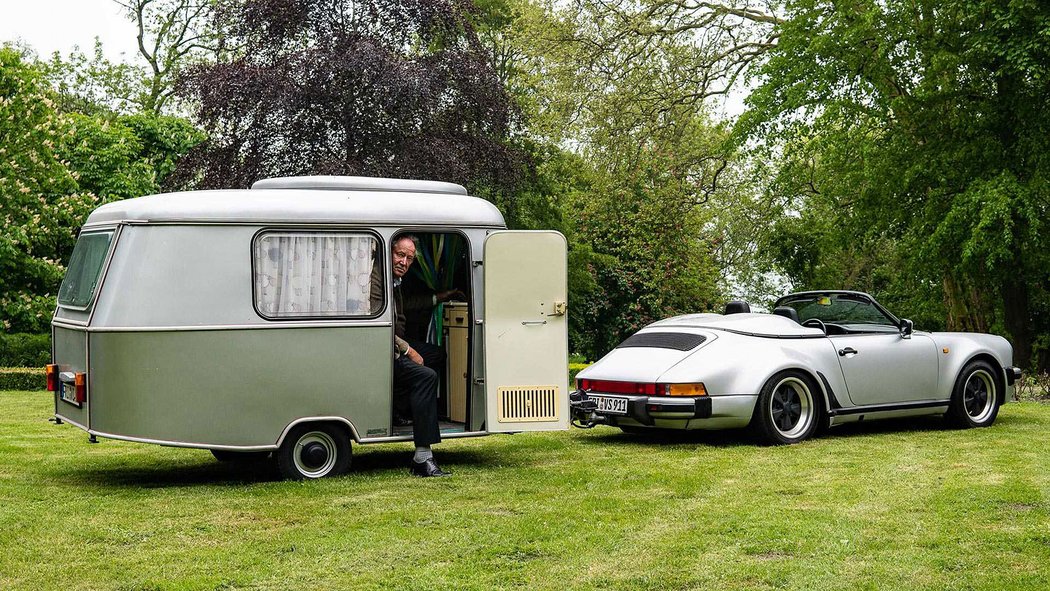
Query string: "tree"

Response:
xmin=0 ymin=48 xmax=97 ymax=332
xmin=116 ymin=0 xmax=218 ymax=114
xmin=738 ymin=0 xmax=1050 ymax=370
xmin=173 ymin=0 xmax=525 ymax=192
xmin=0 ymin=46 xmax=205 ymax=333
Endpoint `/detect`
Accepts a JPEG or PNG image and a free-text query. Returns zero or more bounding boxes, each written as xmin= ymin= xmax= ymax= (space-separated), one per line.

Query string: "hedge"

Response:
xmin=569 ymin=363 xmax=591 ymax=384
xmin=0 ymin=333 xmax=50 ymax=367
xmin=0 ymin=367 xmax=46 ymax=391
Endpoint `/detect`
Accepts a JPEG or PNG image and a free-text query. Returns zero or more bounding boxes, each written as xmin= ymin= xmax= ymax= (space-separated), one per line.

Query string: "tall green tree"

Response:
xmin=0 ymin=47 xmax=204 ymax=333
xmin=739 ymin=0 xmax=1050 ymax=370
xmin=0 ymin=48 xmax=96 ymax=332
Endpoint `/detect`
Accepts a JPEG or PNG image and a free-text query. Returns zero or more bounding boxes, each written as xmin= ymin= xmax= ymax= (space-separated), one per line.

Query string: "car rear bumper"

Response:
xmin=569 ymin=390 xmax=756 ymax=429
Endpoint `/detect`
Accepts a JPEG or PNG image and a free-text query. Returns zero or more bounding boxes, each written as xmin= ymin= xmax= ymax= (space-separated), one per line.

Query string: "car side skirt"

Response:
xmin=827 ymin=399 xmax=949 ymax=426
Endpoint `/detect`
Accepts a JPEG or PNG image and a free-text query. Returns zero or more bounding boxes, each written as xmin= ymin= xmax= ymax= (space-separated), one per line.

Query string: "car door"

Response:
xmin=483 ymin=230 xmax=569 ymax=432
xmin=832 ymin=332 xmax=939 ymax=406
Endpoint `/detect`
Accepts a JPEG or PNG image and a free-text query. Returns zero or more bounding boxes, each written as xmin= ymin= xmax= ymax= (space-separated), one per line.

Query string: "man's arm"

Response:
xmin=396 ymin=335 xmax=424 ymax=365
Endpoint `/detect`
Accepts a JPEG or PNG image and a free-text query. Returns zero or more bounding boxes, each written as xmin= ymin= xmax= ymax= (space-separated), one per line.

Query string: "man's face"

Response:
xmin=391 ymin=238 xmax=416 ymax=278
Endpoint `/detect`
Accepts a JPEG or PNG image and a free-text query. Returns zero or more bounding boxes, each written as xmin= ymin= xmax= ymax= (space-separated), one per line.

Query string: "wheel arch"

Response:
xmin=275 ymin=416 xmax=360 ymax=447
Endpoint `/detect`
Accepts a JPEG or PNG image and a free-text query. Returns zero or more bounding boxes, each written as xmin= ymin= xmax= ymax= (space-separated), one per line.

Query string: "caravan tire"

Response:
xmin=276 ymin=423 xmax=352 ymax=480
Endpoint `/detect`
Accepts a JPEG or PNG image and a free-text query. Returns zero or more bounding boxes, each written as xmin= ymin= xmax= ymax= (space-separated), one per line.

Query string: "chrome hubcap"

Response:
xmin=293 ymin=431 xmax=337 ymax=478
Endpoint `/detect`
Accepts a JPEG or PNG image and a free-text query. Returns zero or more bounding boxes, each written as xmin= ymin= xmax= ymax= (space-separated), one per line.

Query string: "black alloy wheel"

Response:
xmin=946 ymin=360 xmax=1001 ymax=428
xmin=752 ymin=370 xmax=823 ymax=445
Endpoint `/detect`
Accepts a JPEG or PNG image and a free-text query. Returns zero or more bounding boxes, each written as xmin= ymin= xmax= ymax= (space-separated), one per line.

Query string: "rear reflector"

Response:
xmin=46 ymin=364 xmax=59 ymax=392
xmin=74 ymin=372 xmax=87 ymax=403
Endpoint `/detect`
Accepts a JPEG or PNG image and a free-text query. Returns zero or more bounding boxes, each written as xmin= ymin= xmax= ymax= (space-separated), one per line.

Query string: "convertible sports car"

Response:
xmin=570 ymin=291 xmax=1023 ymax=444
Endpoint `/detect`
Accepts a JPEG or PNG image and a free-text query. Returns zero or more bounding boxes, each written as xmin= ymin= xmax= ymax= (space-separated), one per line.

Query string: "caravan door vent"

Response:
xmin=497 ymin=386 xmax=561 ymax=423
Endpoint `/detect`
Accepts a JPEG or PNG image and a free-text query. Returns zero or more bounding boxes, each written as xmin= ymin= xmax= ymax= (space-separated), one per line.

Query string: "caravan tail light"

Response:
xmin=577 ymin=379 xmax=707 ymax=397
xmin=46 ymin=364 xmax=59 ymax=392
xmin=74 ymin=372 xmax=87 ymax=403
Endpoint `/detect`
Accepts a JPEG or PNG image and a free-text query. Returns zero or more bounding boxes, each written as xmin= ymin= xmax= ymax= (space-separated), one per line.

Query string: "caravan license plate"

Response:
xmin=592 ymin=395 xmax=628 ymax=415
xmin=60 ymin=382 xmax=78 ymax=405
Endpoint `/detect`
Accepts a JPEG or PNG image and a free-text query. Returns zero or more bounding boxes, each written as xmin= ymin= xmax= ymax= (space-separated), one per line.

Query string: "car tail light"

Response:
xmin=667 ymin=383 xmax=707 ymax=397
xmin=578 ymin=379 xmax=707 ymax=397
xmin=74 ymin=372 xmax=87 ymax=403
xmin=46 ymin=364 xmax=59 ymax=392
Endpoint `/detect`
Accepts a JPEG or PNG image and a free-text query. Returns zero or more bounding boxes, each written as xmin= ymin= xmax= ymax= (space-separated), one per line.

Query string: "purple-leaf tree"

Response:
xmin=174 ymin=0 xmax=523 ymax=191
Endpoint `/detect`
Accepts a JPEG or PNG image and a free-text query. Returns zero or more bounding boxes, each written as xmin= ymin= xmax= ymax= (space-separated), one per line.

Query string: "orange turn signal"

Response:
xmin=667 ymin=383 xmax=707 ymax=397
xmin=74 ymin=372 xmax=87 ymax=403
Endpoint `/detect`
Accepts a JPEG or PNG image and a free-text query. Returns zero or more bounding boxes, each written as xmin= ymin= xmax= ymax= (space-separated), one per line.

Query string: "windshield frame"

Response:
xmin=773 ymin=291 xmax=901 ymax=329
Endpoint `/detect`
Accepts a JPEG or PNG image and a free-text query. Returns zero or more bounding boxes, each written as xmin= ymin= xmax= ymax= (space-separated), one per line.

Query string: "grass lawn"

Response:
xmin=2 ymin=391 xmax=1048 ymax=591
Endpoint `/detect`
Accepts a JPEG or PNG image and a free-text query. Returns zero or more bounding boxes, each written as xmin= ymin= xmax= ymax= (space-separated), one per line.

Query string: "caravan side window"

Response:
xmin=253 ymin=231 xmax=379 ymax=319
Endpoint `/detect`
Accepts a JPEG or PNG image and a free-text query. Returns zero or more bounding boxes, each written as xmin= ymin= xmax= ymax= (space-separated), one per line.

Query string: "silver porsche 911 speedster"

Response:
xmin=570 ymin=291 xmax=1023 ymax=444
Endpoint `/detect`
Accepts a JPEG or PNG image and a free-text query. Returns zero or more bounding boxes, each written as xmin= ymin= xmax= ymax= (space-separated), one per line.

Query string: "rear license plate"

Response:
xmin=592 ymin=395 xmax=628 ymax=415
xmin=60 ymin=382 xmax=79 ymax=406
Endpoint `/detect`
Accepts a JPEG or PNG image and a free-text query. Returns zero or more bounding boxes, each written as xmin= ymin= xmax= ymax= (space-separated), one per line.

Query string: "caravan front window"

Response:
xmin=58 ymin=230 xmax=114 ymax=309
xmin=253 ymin=231 xmax=379 ymax=319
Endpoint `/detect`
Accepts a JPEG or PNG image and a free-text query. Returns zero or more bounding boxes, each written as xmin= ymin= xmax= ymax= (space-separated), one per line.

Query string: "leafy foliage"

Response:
xmin=739 ymin=0 xmax=1050 ymax=369
xmin=0 ymin=333 xmax=51 ymax=368
xmin=174 ymin=0 xmax=525 ymax=192
xmin=0 ymin=47 xmax=203 ymax=333
xmin=0 ymin=48 xmax=97 ymax=332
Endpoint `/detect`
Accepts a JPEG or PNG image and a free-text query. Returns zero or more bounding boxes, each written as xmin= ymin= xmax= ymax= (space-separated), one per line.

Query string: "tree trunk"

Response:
xmin=943 ymin=275 xmax=989 ymax=333
xmin=1001 ymin=279 xmax=1033 ymax=370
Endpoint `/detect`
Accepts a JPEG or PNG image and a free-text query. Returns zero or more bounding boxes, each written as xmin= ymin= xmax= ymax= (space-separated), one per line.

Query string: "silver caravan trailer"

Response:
xmin=48 ymin=176 xmax=569 ymax=479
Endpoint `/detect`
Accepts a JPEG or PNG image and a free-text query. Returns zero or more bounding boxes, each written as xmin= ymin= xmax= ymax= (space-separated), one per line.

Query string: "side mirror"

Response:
xmin=899 ymin=318 xmax=914 ymax=339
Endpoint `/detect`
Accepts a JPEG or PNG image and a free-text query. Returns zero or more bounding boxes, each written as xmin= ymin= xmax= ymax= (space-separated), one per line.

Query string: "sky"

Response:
xmin=0 ymin=0 xmax=748 ymax=118
xmin=0 ymin=0 xmax=140 ymax=61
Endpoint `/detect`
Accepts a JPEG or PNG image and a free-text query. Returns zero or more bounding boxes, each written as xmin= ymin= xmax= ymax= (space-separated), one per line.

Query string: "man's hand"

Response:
xmin=437 ymin=289 xmax=465 ymax=302
xmin=406 ymin=347 xmax=424 ymax=365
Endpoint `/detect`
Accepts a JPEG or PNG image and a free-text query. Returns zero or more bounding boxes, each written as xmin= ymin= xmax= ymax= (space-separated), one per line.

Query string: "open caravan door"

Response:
xmin=483 ymin=231 xmax=569 ymax=433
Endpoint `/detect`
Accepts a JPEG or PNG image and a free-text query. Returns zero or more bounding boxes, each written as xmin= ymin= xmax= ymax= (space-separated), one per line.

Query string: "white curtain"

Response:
xmin=255 ymin=233 xmax=376 ymax=317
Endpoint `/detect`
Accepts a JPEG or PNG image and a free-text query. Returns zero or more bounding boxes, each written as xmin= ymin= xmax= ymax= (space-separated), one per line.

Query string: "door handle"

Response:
xmin=838 ymin=347 xmax=858 ymax=356
xmin=522 ymin=320 xmax=547 ymax=326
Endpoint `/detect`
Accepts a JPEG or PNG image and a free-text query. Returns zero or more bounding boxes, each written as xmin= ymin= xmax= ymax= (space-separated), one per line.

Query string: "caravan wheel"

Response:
xmin=276 ymin=424 xmax=352 ymax=480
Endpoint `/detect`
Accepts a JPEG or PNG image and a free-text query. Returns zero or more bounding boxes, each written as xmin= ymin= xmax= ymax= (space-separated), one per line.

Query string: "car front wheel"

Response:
xmin=946 ymin=360 xmax=1001 ymax=428
xmin=751 ymin=371 xmax=822 ymax=445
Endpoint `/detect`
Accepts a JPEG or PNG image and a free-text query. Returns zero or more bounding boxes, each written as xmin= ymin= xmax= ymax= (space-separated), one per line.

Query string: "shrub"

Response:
xmin=0 ymin=333 xmax=50 ymax=367
xmin=0 ymin=367 xmax=46 ymax=391
xmin=1015 ymin=372 xmax=1050 ymax=402
xmin=569 ymin=363 xmax=591 ymax=385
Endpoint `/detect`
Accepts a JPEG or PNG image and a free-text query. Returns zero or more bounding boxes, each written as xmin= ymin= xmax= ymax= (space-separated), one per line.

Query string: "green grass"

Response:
xmin=2 ymin=391 xmax=1049 ymax=590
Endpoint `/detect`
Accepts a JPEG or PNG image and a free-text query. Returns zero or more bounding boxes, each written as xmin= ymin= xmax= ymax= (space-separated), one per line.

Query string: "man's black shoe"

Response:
xmin=409 ymin=458 xmax=451 ymax=477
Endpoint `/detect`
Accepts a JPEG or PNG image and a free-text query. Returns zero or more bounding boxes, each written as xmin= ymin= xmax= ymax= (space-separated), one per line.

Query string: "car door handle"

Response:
xmin=838 ymin=347 xmax=858 ymax=356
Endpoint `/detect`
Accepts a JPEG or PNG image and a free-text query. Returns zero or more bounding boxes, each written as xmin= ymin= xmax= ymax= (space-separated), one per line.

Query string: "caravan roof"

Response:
xmin=83 ymin=176 xmax=506 ymax=228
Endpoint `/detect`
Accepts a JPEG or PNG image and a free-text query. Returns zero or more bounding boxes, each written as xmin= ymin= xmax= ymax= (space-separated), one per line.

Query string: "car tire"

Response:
xmin=945 ymin=360 xmax=1001 ymax=428
xmin=275 ymin=423 xmax=351 ymax=480
xmin=211 ymin=449 xmax=271 ymax=463
xmin=751 ymin=370 xmax=822 ymax=445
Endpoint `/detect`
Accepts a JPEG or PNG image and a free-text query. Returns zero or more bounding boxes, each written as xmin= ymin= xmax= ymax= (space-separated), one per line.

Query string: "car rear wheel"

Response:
xmin=752 ymin=371 xmax=822 ymax=445
xmin=946 ymin=360 xmax=1000 ymax=428
xmin=276 ymin=423 xmax=352 ymax=480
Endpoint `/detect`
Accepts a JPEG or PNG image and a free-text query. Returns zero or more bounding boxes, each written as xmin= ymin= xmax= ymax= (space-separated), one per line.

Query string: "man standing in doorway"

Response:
xmin=371 ymin=235 xmax=451 ymax=477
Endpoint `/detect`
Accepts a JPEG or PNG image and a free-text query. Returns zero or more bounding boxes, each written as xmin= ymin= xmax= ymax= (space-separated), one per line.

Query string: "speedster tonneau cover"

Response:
xmin=649 ymin=313 xmax=825 ymax=338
